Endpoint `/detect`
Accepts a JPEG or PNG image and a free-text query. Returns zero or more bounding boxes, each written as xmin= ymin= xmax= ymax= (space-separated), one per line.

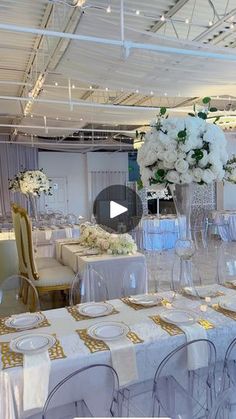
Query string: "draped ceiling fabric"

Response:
xmin=0 ymin=138 xmax=38 ymax=215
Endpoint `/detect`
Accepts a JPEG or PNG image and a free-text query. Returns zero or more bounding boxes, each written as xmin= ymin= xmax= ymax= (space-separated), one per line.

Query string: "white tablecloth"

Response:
xmin=1 ymin=285 xmax=236 ymax=419
xmin=139 ymin=216 xmax=178 ymax=250
xmin=57 ymin=243 xmax=147 ymax=301
xmin=212 ymin=211 xmax=236 ymax=241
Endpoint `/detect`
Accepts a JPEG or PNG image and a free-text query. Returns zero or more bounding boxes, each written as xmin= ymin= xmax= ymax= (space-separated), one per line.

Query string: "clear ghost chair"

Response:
xmin=70 ymin=268 xmax=109 ymax=304
xmin=122 ymin=260 xmax=147 ymax=297
xmin=121 ymin=339 xmax=216 ymax=418
xmin=221 ymin=337 xmax=236 ymax=392
xmin=153 ymin=339 xmax=216 ymax=418
xmin=208 ymin=387 xmax=236 ymax=419
xmin=0 ymin=274 xmax=40 ymax=316
xmin=65 ymin=213 xmax=77 ymax=226
xmin=217 ymin=241 xmax=236 ymax=285
xmin=42 ymin=364 xmax=120 ymax=419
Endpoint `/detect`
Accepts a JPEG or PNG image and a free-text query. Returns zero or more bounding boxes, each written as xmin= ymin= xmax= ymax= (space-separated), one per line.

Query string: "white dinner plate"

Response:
xmin=219 ymin=298 xmax=236 ymax=312
xmin=5 ymin=313 xmax=45 ymax=330
xmin=129 ymin=294 xmax=161 ymax=307
xmin=83 ymin=249 xmax=100 ymax=256
xmin=87 ymin=321 xmax=130 ymax=341
xmin=78 ymin=302 xmax=113 ymax=318
xmin=184 ymin=285 xmax=219 ymax=298
xmin=10 ymin=333 xmax=56 ymax=354
xmin=160 ymin=309 xmax=197 ymax=326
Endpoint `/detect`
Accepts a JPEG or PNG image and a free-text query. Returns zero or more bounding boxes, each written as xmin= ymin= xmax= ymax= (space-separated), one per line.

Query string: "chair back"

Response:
xmin=19 ymin=207 xmax=39 ymax=281
xmin=0 ymin=274 xmax=40 ymax=315
xmin=69 ymin=272 xmax=82 ymax=306
xmin=87 ymin=267 xmax=109 ymax=302
xmin=42 ymin=364 xmax=119 ymax=419
xmin=221 ymin=337 xmax=236 ymax=391
xmin=208 ymin=386 xmax=236 ymax=419
xmin=122 ymin=260 xmax=147 ymax=297
xmin=153 ymin=339 xmax=216 ymax=417
xmin=11 ymin=204 xmax=27 ymax=276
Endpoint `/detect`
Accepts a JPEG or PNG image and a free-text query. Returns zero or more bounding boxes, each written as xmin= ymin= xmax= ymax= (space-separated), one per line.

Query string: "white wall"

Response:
xmin=39 ymin=152 xmax=88 ymax=217
xmin=224 ymin=133 xmax=236 ymax=209
xmin=39 ymin=151 xmax=129 ymax=218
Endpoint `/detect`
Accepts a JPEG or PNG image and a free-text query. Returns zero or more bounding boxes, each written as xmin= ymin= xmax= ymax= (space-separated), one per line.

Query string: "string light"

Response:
xmin=105 ymin=87 xmax=109 ymax=91
xmin=72 ymin=84 xmax=75 ymax=89
xmin=230 ymin=23 xmax=234 ymax=29
xmin=80 ymin=117 xmax=83 ymax=121
xmin=150 ymin=91 xmax=154 ymax=95
xmin=30 ymin=114 xmax=33 ymax=118
xmin=208 ymin=20 xmax=213 ymax=26
xmin=106 ymin=5 xmax=111 ymax=13
xmin=135 ymin=89 xmax=139 ymax=93
xmin=55 ymin=82 xmax=58 ymax=86
xmin=160 ymin=15 xmax=166 ymax=22
xmin=185 ymin=18 xmax=189 ymax=24
xmin=135 ymin=10 xmax=140 ymax=15
xmin=56 ymin=116 xmax=59 ymax=120
xmin=89 ymin=85 xmax=93 ymax=90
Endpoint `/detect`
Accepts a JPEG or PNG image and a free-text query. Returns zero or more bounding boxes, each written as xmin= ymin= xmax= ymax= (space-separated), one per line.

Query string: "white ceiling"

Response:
xmin=1 ymin=0 xmax=236 ymax=149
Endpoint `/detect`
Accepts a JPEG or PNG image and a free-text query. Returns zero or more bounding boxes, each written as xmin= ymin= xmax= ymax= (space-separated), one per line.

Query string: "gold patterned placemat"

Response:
xmin=0 ymin=334 xmax=66 ymax=370
xmin=76 ymin=328 xmax=143 ymax=353
xmin=0 ymin=312 xmax=50 ymax=336
xmin=212 ymin=303 xmax=236 ymax=320
xmin=121 ymin=297 xmax=170 ymax=311
xmin=67 ymin=305 xmax=119 ymax=321
xmin=150 ymin=316 xmax=214 ymax=336
xmin=223 ymin=282 xmax=236 ymax=290
xmin=182 ymin=290 xmax=225 ymax=301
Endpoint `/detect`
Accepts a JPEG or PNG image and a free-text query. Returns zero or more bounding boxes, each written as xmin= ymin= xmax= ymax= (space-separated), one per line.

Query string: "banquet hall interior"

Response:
xmin=3 ymin=0 xmax=236 ymax=418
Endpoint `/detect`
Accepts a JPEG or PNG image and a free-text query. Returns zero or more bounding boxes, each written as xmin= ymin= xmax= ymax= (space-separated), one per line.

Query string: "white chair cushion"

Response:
xmin=36 ymin=257 xmax=61 ymax=270
xmin=37 ymin=265 xmax=75 ymax=287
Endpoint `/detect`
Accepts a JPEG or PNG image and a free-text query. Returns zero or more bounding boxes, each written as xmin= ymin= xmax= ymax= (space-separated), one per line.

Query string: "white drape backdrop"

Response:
xmin=90 ymin=171 xmax=127 ymax=203
xmin=0 ymin=139 xmax=38 ymax=215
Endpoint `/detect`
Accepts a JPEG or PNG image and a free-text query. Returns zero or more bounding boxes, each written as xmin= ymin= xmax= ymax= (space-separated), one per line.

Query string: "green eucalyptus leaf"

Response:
xmin=178 ymin=129 xmax=187 ymax=139
xmin=209 ymin=107 xmax=217 ymax=112
xmin=198 ymin=112 xmax=207 ymax=120
xmin=188 ymin=113 xmax=195 ymax=117
xmin=160 ymin=107 xmax=167 ymax=116
xmin=202 ymin=97 xmax=211 ymax=104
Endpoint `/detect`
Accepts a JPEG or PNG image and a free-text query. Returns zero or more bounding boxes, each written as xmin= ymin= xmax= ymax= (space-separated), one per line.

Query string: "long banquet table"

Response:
xmin=56 ymin=242 xmax=147 ymax=301
xmin=1 ymin=285 xmax=236 ymax=419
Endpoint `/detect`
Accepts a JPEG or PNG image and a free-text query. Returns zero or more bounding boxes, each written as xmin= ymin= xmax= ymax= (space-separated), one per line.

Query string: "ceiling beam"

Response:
xmin=193 ymin=8 xmax=236 ymax=42
xmin=149 ymin=0 xmax=190 ymax=33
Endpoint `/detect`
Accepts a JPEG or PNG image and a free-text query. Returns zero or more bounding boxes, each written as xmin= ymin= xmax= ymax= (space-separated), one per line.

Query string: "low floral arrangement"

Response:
xmin=9 ymin=169 xmax=51 ymax=196
xmin=137 ymin=98 xmax=229 ymax=188
xmin=78 ymin=223 xmax=137 ymax=255
xmin=224 ymin=155 xmax=236 ymax=184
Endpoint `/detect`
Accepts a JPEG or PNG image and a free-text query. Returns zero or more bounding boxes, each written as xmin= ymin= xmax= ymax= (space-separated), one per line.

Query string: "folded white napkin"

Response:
xmin=23 ymin=351 xmax=51 ymax=411
xmin=106 ymin=337 xmax=138 ymax=386
xmin=180 ymin=323 xmax=208 ymax=371
xmin=65 ymin=227 xmax=73 ymax=239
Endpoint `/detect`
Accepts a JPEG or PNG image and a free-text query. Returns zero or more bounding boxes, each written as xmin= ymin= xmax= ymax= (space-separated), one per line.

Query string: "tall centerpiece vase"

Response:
xmin=28 ymin=193 xmax=38 ymax=224
xmin=169 ymin=183 xmax=196 ymax=293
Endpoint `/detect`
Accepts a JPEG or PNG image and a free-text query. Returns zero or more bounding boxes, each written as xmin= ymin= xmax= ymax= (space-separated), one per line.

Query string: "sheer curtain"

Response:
xmin=0 ymin=140 xmax=38 ymax=215
xmin=90 ymin=170 xmax=127 ymax=215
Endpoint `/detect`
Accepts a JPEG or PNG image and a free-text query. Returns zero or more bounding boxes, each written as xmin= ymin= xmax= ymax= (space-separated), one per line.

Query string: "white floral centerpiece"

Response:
xmin=224 ymin=155 xmax=236 ymax=184
xmin=9 ymin=169 xmax=51 ymax=196
xmin=137 ymin=98 xmax=228 ymax=188
xmin=79 ymin=223 xmax=137 ymax=255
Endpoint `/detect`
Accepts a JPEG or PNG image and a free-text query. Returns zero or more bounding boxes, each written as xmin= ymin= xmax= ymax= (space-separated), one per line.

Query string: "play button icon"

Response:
xmin=110 ymin=201 xmax=128 ymax=219
xmin=93 ymin=184 xmax=143 ymax=234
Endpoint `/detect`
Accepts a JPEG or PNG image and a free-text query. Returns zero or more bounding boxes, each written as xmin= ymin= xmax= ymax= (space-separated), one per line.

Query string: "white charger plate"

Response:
xmin=87 ymin=321 xmax=129 ymax=341
xmin=160 ymin=309 xmax=197 ymax=326
xmin=78 ymin=302 xmax=113 ymax=318
xmin=129 ymin=294 xmax=160 ymax=307
xmin=10 ymin=333 xmax=56 ymax=354
xmin=184 ymin=285 xmax=218 ymax=298
xmin=219 ymin=298 xmax=236 ymax=312
xmin=5 ymin=313 xmax=45 ymax=330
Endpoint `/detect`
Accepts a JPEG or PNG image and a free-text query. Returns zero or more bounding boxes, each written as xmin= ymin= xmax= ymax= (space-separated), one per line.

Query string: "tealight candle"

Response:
xmin=200 ymin=304 xmax=207 ymax=312
xmin=205 ymin=297 xmax=211 ymax=303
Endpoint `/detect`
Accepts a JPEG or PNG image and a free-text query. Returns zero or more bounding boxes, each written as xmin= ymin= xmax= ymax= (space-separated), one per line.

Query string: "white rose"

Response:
xmin=180 ymin=171 xmax=193 ymax=184
xmin=201 ymin=169 xmax=216 ymax=184
xmin=186 ymin=152 xmax=195 ymax=166
xmin=163 ymin=160 xmax=175 ymax=169
xmin=192 ymin=168 xmax=204 ymax=183
xmin=229 ymin=168 xmax=236 ymax=182
xmin=163 ymin=150 xmax=178 ymax=163
xmin=174 ymin=159 xmax=189 ymax=173
xmin=166 ymin=170 xmax=180 ymax=184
